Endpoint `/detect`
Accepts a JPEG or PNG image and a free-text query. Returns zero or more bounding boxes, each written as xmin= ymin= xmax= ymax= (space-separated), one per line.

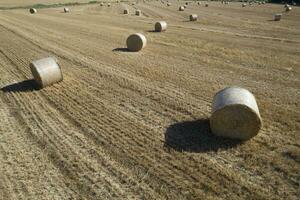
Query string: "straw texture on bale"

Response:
xmin=155 ymin=21 xmax=167 ymax=32
xmin=210 ymin=87 xmax=262 ymax=140
xmin=29 ymin=8 xmax=37 ymax=14
xmin=64 ymin=7 xmax=70 ymax=13
xmin=179 ymin=6 xmax=184 ymax=11
xmin=124 ymin=9 xmax=129 ymax=14
xmin=30 ymin=57 xmax=63 ymax=88
xmin=189 ymin=14 xmax=197 ymax=21
xmin=135 ymin=10 xmax=141 ymax=16
xmin=274 ymin=13 xmax=282 ymax=21
xmin=126 ymin=33 xmax=147 ymax=52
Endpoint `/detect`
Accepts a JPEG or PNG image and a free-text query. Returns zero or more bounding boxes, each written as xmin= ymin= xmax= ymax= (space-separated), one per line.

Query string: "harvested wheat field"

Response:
xmin=0 ymin=1 xmax=299 ymax=199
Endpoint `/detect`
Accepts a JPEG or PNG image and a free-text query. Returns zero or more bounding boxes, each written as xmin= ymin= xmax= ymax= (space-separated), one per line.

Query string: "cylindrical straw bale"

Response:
xmin=135 ymin=10 xmax=141 ymax=16
xmin=189 ymin=14 xmax=197 ymax=21
xmin=167 ymin=3 xmax=171 ymax=6
xmin=242 ymin=3 xmax=246 ymax=7
xmin=30 ymin=57 xmax=63 ymax=88
xmin=197 ymin=2 xmax=201 ymax=5
xmin=274 ymin=13 xmax=282 ymax=21
xmin=179 ymin=6 xmax=185 ymax=11
xmin=185 ymin=2 xmax=188 ymax=5
xmin=286 ymin=6 xmax=292 ymax=11
xmin=64 ymin=7 xmax=70 ymax=13
xmin=124 ymin=9 xmax=129 ymax=14
xmin=210 ymin=87 xmax=262 ymax=140
xmin=126 ymin=33 xmax=147 ymax=52
xmin=155 ymin=21 xmax=167 ymax=32
xmin=100 ymin=2 xmax=104 ymax=6
xmin=205 ymin=3 xmax=209 ymax=7
xmin=29 ymin=8 xmax=37 ymax=14
xmin=108 ymin=3 xmax=111 ymax=7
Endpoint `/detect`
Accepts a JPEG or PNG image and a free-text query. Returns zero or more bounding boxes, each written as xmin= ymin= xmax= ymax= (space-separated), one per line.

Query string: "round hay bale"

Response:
xmin=100 ymin=2 xmax=104 ymax=6
xmin=155 ymin=21 xmax=167 ymax=32
xmin=286 ymin=6 xmax=292 ymax=12
xmin=205 ymin=3 xmax=209 ymax=7
xmin=124 ymin=9 xmax=129 ymax=14
xmin=64 ymin=7 xmax=70 ymax=13
xmin=135 ymin=10 xmax=141 ymax=16
xmin=210 ymin=87 xmax=262 ymax=140
xmin=197 ymin=2 xmax=201 ymax=5
xmin=29 ymin=8 xmax=37 ymax=14
xmin=107 ymin=3 xmax=111 ymax=7
xmin=189 ymin=14 xmax=197 ymax=21
xmin=274 ymin=13 xmax=282 ymax=21
xmin=126 ymin=33 xmax=147 ymax=52
xmin=242 ymin=3 xmax=246 ymax=7
xmin=185 ymin=2 xmax=188 ymax=5
xmin=167 ymin=2 xmax=171 ymax=6
xmin=30 ymin=57 xmax=63 ymax=88
xmin=179 ymin=6 xmax=185 ymax=11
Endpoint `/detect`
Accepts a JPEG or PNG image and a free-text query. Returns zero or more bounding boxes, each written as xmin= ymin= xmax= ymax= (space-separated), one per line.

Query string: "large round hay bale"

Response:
xmin=210 ymin=87 xmax=262 ymax=140
xmin=124 ymin=9 xmax=129 ymax=14
xmin=167 ymin=2 xmax=171 ymax=6
xmin=126 ymin=33 xmax=147 ymax=52
xmin=286 ymin=6 xmax=292 ymax=11
xmin=274 ymin=13 xmax=282 ymax=21
xmin=242 ymin=3 xmax=246 ymax=7
xmin=64 ymin=7 xmax=70 ymax=13
xmin=179 ymin=6 xmax=185 ymax=11
xmin=100 ymin=2 xmax=104 ymax=6
xmin=155 ymin=21 xmax=167 ymax=32
xmin=30 ymin=57 xmax=63 ymax=88
xmin=189 ymin=14 xmax=197 ymax=21
xmin=135 ymin=10 xmax=141 ymax=16
xmin=29 ymin=8 xmax=37 ymax=14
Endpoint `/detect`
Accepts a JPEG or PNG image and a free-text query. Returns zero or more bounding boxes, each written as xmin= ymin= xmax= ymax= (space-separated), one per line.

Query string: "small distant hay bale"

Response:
xmin=197 ymin=2 xmax=201 ymax=5
xmin=274 ymin=13 xmax=282 ymax=21
xmin=132 ymin=2 xmax=136 ymax=5
xmin=210 ymin=87 xmax=262 ymax=140
xmin=242 ymin=3 xmax=246 ymax=7
xmin=124 ymin=9 xmax=129 ymax=14
xmin=126 ymin=33 xmax=147 ymax=52
xmin=30 ymin=57 xmax=63 ymax=88
xmin=185 ymin=2 xmax=188 ymax=5
xmin=286 ymin=6 xmax=292 ymax=12
xmin=155 ymin=21 xmax=167 ymax=32
xmin=107 ymin=3 xmax=111 ymax=7
xmin=189 ymin=14 xmax=197 ymax=21
xmin=64 ymin=7 xmax=70 ymax=13
xmin=29 ymin=8 xmax=37 ymax=14
xmin=100 ymin=2 xmax=104 ymax=6
xmin=205 ymin=3 xmax=209 ymax=7
xmin=135 ymin=10 xmax=141 ymax=16
xmin=167 ymin=3 xmax=171 ymax=6
xmin=179 ymin=6 xmax=185 ymax=11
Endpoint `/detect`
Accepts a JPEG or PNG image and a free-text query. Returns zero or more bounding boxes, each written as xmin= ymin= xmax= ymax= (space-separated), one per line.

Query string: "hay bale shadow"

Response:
xmin=164 ymin=119 xmax=242 ymax=152
xmin=1 ymin=79 xmax=39 ymax=93
xmin=113 ymin=48 xmax=136 ymax=52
